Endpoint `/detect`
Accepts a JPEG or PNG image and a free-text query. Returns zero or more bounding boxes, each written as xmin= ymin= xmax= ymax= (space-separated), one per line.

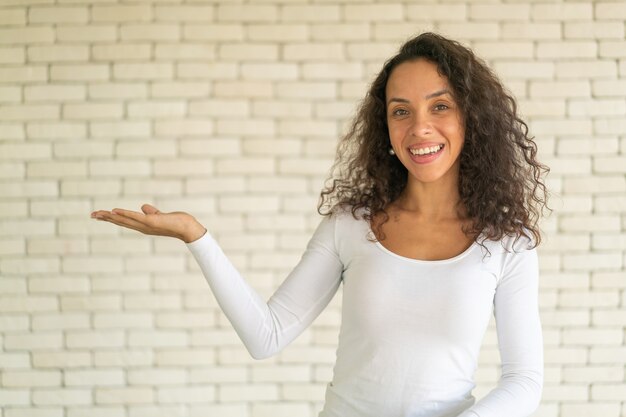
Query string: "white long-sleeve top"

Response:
xmin=186 ymin=211 xmax=543 ymax=417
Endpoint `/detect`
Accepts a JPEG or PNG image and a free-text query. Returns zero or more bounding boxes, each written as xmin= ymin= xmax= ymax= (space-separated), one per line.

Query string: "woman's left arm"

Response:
xmin=459 ymin=245 xmax=544 ymax=417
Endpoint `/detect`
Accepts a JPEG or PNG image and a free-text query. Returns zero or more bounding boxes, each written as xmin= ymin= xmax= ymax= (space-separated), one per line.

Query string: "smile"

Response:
xmin=409 ymin=144 xmax=444 ymax=156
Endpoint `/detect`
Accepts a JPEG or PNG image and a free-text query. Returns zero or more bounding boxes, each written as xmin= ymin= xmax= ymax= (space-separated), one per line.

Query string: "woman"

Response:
xmin=92 ymin=32 xmax=550 ymax=417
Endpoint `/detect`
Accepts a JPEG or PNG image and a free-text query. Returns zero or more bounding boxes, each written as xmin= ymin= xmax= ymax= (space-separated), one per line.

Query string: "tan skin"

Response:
xmin=92 ymin=59 xmax=475 ymax=260
xmin=373 ymin=58 xmax=477 ymax=261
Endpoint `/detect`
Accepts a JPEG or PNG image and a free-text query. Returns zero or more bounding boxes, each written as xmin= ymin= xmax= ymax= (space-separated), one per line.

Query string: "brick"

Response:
xmin=438 ymin=23 xmax=499 ymax=40
xmin=0 ymin=65 xmax=46 ymax=83
xmin=0 ymin=8 xmax=26 ymax=25
xmin=220 ymin=384 xmax=278 ymax=402
xmin=530 ymin=119 xmax=592 ymax=135
xmin=406 ymin=4 xmax=466 ymax=21
xmin=120 ymin=24 xmax=180 ymax=41
xmin=591 ymin=384 xmax=626 ymax=401
xmin=344 ymin=4 xmax=403 ymax=21
xmin=128 ymin=330 xmax=187 ymax=347
xmin=90 ymin=121 xmax=150 ymax=138
xmin=96 ymin=387 xmax=154 ymax=405
xmin=189 ymin=100 xmax=248 ymax=117
xmin=89 ymin=160 xmax=151 ymax=178
xmin=128 ymin=100 xmax=185 ymax=117
xmin=123 ymin=179 xmax=182 ymax=197
xmin=0 ymin=314 xmax=30 ymax=332
xmin=214 ymin=81 xmax=273 ymax=98
xmin=281 ymin=6 xmax=340 ymax=22
xmin=30 ymin=199 xmax=90 ymax=215
xmin=532 ymin=3 xmax=592 ymax=21
xmin=561 ymin=403 xmax=621 ymax=417
xmin=62 ymin=256 xmax=123 ymax=273
xmin=0 ymin=389 xmax=29 ymax=406
xmin=0 ymin=352 xmax=30 ymax=369
xmin=25 ymin=85 xmax=86 ymax=102
xmin=218 ymin=5 xmax=277 ymax=22
xmin=156 ymin=349 xmax=216 ymax=366
xmin=470 ymin=4 xmax=529 ymax=21
xmin=312 ymin=23 xmax=369 ymax=41
xmin=595 ymin=118 xmax=626 ymax=135
xmin=563 ymin=252 xmax=622 ymax=271
xmin=277 ymin=82 xmax=336 ymax=99
xmin=93 ymin=312 xmax=153 ymax=329
xmin=566 ymin=22 xmax=625 ymax=40
xmin=3 ymin=370 xmax=62 ymax=387
xmin=155 ymin=43 xmax=214 ymax=60
xmin=0 ymin=219 xmax=55 ymax=236
xmin=32 ymin=312 xmax=89 ymax=329
xmin=0 ymin=181 xmax=57 ymax=198
xmin=302 ymin=63 xmax=362 ymax=80
xmin=0 ymin=122 xmax=24 ymax=140
xmin=502 ymin=23 xmax=561 ymax=39
xmin=219 ymin=43 xmax=278 ymax=61
xmin=247 ymin=24 xmax=308 ymax=41
xmin=0 ymin=200 xmax=27 ymax=218
xmin=56 ymin=25 xmax=116 ymax=42
xmin=54 ymin=142 xmax=113 ymax=158
xmin=155 ymin=6 xmax=214 ymax=22
xmin=5 ymin=332 xmax=62 ymax=350
xmin=594 ymin=157 xmax=626 ymax=174
xmin=150 ymin=81 xmax=211 ymax=99
xmin=219 ymin=196 xmax=280 ymax=213
xmin=66 ymin=330 xmax=125 ymax=348
xmin=0 ymin=27 xmax=54 ymax=44
xmin=177 ymin=62 xmax=238 ymax=80
xmin=0 ymin=143 xmax=51 ymax=160
xmin=51 ymin=64 xmax=109 ymax=81
xmin=153 ymin=159 xmax=214 ymax=177
xmin=563 ymin=328 xmax=623 ymax=346
xmin=473 ymin=41 xmax=534 ymax=59
xmin=61 ymin=294 xmax=121 ymax=311
xmin=596 ymin=2 xmax=626 ymax=19
xmin=494 ymin=61 xmax=554 ymax=79
xmin=32 ymin=351 xmax=91 ymax=368
xmin=29 ymin=6 xmax=88 ymax=23
xmin=89 ymin=83 xmax=148 ymax=99
xmin=217 ymin=119 xmax=275 ymax=136
xmin=560 ymin=290 xmax=620 ymax=308
xmin=124 ymin=294 xmax=181 ymax=310
xmin=252 ymin=100 xmax=311 ymax=118
xmin=537 ymin=41 xmax=597 ymax=58
xmin=92 ymin=43 xmax=152 ymax=61
xmin=128 ymin=369 xmax=186 ymax=385
xmin=64 ymin=103 xmax=123 ymax=120
xmin=28 ymin=45 xmax=90 ymax=62
xmin=556 ymin=61 xmax=617 ymax=79
xmin=184 ymin=24 xmax=244 ymax=41
xmin=241 ymin=63 xmax=299 ymax=80
xmin=154 ymin=119 xmax=214 ymax=136
xmin=0 ymin=46 xmax=24 ymax=63
xmin=529 ymin=80 xmax=590 ymax=98
xmin=92 ymin=5 xmax=152 ymax=22
xmin=599 ymin=41 xmax=626 ymax=59
xmin=26 ymin=162 xmax=87 ymax=177
xmin=65 ymin=370 xmax=125 ymax=387
xmin=114 ymin=63 xmax=173 ymax=80
xmin=28 ymin=238 xmax=88 ymax=255
xmin=28 ymin=121 xmax=86 ymax=139
xmin=0 ymin=103 xmax=59 ymax=121
xmin=283 ymin=43 xmax=343 ymax=61
xmin=94 ymin=351 xmax=153 ymax=368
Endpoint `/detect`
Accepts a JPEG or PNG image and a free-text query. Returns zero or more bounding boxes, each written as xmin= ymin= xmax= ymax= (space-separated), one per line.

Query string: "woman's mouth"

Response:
xmin=407 ymin=144 xmax=445 ymax=164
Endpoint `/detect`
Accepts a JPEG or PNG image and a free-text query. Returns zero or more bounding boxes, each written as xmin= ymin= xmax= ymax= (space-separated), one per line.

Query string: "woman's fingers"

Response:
xmin=141 ymin=204 xmax=160 ymax=215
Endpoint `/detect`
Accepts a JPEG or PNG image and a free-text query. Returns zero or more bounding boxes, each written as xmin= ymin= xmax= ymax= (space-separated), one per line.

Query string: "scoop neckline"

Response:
xmin=367 ymin=221 xmax=481 ymax=264
xmin=373 ymin=239 xmax=478 ymax=264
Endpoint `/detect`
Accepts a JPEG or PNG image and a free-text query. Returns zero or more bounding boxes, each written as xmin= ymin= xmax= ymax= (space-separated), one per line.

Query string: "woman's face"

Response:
xmin=385 ymin=58 xmax=465 ymax=186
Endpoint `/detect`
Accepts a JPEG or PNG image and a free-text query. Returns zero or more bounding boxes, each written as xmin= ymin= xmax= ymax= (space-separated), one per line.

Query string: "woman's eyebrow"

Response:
xmin=387 ymin=89 xmax=452 ymax=105
xmin=424 ymin=89 xmax=451 ymax=99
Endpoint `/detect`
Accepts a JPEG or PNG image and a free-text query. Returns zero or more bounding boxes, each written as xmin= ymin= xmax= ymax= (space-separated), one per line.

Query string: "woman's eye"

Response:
xmin=392 ymin=108 xmax=408 ymax=116
xmin=434 ymin=104 xmax=449 ymax=111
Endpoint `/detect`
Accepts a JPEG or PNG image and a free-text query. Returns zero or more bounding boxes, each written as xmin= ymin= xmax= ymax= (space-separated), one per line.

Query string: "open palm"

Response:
xmin=91 ymin=204 xmax=206 ymax=243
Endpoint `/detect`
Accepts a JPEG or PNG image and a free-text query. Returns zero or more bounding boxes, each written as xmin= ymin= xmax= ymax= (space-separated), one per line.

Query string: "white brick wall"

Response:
xmin=0 ymin=1 xmax=624 ymax=417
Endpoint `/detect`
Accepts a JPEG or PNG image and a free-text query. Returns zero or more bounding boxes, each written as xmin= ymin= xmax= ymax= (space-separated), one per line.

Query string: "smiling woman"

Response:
xmin=92 ymin=32 xmax=550 ymax=417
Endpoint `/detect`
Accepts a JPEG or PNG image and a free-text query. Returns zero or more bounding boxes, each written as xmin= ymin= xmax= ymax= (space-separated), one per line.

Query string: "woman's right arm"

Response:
xmin=187 ymin=215 xmax=343 ymax=359
xmin=92 ymin=205 xmax=344 ymax=359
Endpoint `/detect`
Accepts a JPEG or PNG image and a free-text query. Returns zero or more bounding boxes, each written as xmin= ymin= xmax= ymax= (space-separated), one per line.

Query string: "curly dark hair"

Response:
xmin=318 ymin=32 xmax=550 ymax=249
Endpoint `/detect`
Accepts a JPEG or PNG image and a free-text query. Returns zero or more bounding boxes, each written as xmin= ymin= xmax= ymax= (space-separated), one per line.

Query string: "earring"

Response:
xmin=388 ymin=148 xmax=395 ymax=156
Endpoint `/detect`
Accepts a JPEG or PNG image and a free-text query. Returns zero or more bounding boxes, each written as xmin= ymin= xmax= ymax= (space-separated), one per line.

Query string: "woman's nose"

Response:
xmin=410 ymin=113 xmax=433 ymax=137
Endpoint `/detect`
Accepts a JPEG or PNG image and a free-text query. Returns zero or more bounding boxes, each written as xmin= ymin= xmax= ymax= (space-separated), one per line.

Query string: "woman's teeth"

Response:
xmin=409 ymin=144 xmax=444 ymax=156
